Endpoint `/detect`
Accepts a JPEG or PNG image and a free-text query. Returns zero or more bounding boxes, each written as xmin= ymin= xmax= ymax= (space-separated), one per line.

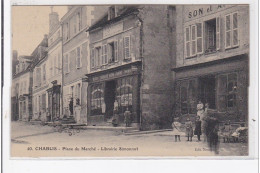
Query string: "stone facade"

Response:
xmin=172 ymin=5 xmax=249 ymax=124
xmin=86 ymin=5 xmax=174 ymax=130
xmin=61 ymin=6 xmax=108 ymax=123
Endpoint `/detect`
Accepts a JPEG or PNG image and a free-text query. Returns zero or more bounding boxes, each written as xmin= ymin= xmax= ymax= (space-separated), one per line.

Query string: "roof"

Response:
xmin=87 ymin=6 xmax=140 ymax=32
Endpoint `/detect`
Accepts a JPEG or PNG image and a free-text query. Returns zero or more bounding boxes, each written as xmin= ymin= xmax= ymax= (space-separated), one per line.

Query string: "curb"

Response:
xmin=124 ymin=129 xmax=172 ymax=136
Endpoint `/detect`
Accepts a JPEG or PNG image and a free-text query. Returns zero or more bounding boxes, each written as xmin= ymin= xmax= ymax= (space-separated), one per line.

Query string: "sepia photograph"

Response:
xmin=9 ymin=4 xmax=253 ymax=158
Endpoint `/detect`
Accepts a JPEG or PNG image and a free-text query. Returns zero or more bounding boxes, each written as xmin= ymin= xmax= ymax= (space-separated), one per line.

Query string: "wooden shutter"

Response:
xmin=185 ymin=27 xmax=191 ymax=58
xmin=76 ymin=47 xmax=80 ymax=68
xmin=91 ymin=49 xmax=94 ymax=68
xmin=232 ymin=12 xmax=239 ymax=47
xmin=196 ymin=23 xmax=203 ymax=54
xmin=108 ymin=44 xmax=112 ymax=63
xmin=191 ymin=25 xmax=197 ymax=56
xmin=225 ymin=14 xmax=231 ymax=49
xmin=216 ymin=17 xmax=220 ymax=50
xmin=104 ymin=44 xmax=108 ymax=64
xmin=114 ymin=41 xmax=118 ymax=62
xmin=124 ymin=36 xmax=130 ymax=59
xmin=101 ymin=46 xmax=103 ymax=65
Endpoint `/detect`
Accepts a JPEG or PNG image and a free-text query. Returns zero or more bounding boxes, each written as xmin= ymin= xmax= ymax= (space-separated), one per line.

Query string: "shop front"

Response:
xmin=173 ymin=54 xmax=248 ymax=124
xmin=86 ymin=62 xmax=141 ymax=126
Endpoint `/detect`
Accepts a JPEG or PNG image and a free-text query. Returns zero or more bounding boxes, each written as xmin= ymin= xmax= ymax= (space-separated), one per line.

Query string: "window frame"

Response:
xmin=225 ymin=11 xmax=239 ymax=49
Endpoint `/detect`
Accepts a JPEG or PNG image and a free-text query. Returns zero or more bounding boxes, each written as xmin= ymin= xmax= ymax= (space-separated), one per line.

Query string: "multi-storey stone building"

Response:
xmin=171 ymin=5 xmax=249 ymax=124
xmin=31 ymin=35 xmax=48 ymax=121
xmin=45 ymin=10 xmax=63 ymax=122
xmin=11 ymin=55 xmax=34 ymax=121
xmin=86 ymin=5 xmax=174 ymax=130
xmin=61 ymin=6 xmax=108 ymax=123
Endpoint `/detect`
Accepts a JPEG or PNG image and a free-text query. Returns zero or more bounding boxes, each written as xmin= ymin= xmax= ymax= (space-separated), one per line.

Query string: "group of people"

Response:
xmin=172 ymin=101 xmax=220 ymax=154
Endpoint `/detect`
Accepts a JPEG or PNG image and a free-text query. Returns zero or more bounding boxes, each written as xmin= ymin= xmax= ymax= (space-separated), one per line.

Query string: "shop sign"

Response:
xmin=184 ymin=5 xmax=228 ymax=21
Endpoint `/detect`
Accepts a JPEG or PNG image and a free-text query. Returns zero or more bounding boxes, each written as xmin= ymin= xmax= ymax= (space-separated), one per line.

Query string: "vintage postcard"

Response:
xmin=7 ymin=3 xmax=257 ymax=159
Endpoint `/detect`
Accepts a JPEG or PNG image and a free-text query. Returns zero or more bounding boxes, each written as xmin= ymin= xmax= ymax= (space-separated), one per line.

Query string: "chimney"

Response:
xmin=49 ymin=6 xmax=59 ymax=34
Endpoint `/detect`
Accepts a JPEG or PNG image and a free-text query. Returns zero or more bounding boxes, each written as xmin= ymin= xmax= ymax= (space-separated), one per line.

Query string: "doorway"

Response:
xmin=199 ymin=76 xmax=216 ymax=109
xmin=104 ymin=80 xmax=116 ymax=119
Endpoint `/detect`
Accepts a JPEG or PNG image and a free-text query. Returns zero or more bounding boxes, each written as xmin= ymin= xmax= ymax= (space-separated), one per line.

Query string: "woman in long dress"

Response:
xmin=172 ymin=117 xmax=184 ymax=142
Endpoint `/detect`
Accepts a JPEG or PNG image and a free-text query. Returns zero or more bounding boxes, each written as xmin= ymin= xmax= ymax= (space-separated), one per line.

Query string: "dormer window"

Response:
xmin=108 ymin=6 xmax=117 ymax=20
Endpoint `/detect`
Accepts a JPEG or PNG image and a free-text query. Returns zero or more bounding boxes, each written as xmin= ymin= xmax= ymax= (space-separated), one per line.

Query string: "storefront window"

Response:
xmin=217 ymin=73 xmax=237 ymax=111
xmin=179 ymin=79 xmax=197 ymax=115
xmin=90 ymin=83 xmax=104 ymax=115
xmin=116 ymin=77 xmax=133 ymax=114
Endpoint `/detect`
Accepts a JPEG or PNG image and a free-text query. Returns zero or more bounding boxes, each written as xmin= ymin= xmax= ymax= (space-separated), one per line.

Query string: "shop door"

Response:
xmin=105 ymin=80 xmax=116 ymax=119
xmin=199 ymin=76 xmax=216 ymax=109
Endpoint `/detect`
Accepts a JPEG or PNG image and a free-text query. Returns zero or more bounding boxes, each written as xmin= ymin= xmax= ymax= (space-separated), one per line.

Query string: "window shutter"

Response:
xmin=65 ymin=54 xmax=69 ymax=73
xmin=225 ymin=14 xmax=231 ymax=49
xmin=216 ymin=17 xmax=221 ymax=50
xmin=114 ymin=41 xmax=118 ymax=62
xmin=80 ymin=45 xmax=83 ymax=67
xmin=185 ymin=27 xmax=191 ymax=58
xmin=124 ymin=36 xmax=130 ymax=59
xmin=191 ymin=25 xmax=197 ymax=56
xmin=232 ymin=12 xmax=239 ymax=47
xmin=104 ymin=44 xmax=108 ymax=64
xmin=196 ymin=23 xmax=203 ymax=54
xmin=101 ymin=46 xmax=104 ymax=65
xmin=76 ymin=47 xmax=80 ymax=68
xmin=108 ymin=44 xmax=112 ymax=63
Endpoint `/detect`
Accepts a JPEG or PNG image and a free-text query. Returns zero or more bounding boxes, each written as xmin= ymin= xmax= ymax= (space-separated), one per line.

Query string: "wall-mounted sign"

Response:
xmin=103 ymin=22 xmax=123 ymax=39
xmin=184 ymin=5 xmax=230 ymax=21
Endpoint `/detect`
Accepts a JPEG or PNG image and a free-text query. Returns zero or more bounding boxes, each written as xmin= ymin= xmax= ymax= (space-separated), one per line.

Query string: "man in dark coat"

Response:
xmin=206 ymin=116 xmax=219 ymax=154
xmin=194 ymin=116 xmax=202 ymax=141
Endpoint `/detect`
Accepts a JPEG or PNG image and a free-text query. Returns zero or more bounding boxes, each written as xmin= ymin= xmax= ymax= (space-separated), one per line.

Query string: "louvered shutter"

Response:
xmin=124 ymin=36 xmax=130 ymax=59
xmin=101 ymin=46 xmax=104 ymax=65
xmin=191 ymin=25 xmax=197 ymax=56
xmin=104 ymin=44 xmax=108 ymax=64
xmin=91 ymin=49 xmax=95 ymax=68
xmin=225 ymin=14 xmax=231 ymax=48
xmin=114 ymin=41 xmax=118 ymax=62
xmin=185 ymin=27 xmax=191 ymax=58
xmin=216 ymin=17 xmax=220 ymax=50
xmin=196 ymin=23 xmax=203 ymax=54
xmin=232 ymin=12 xmax=239 ymax=47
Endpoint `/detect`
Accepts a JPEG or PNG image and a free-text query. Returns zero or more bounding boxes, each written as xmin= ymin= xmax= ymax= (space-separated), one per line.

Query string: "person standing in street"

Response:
xmin=172 ymin=117 xmax=184 ymax=142
xmin=206 ymin=116 xmax=220 ymax=154
xmin=194 ymin=116 xmax=202 ymax=141
xmin=185 ymin=118 xmax=193 ymax=142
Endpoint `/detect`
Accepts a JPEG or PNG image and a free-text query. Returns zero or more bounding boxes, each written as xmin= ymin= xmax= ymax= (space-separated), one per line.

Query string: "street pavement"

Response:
xmin=11 ymin=121 xmax=248 ymax=157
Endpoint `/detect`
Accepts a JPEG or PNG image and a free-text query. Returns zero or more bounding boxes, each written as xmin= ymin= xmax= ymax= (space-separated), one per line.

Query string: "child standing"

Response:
xmin=172 ymin=117 xmax=184 ymax=142
xmin=185 ymin=118 xmax=193 ymax=142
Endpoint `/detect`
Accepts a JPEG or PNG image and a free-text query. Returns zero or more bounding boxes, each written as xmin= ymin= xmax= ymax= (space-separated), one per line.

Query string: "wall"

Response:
xmin=140 ymin=5 xmax=174 ymax=130
xmin=89 ymin=15 xmax=141 ymax=73
xmin=175 ymin=5 xmax=249 ymax=68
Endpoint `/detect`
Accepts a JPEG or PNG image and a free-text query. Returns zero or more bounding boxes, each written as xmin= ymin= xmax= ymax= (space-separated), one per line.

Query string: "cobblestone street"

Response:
xmin=11 ymin=122 xmax=248 ymax=157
